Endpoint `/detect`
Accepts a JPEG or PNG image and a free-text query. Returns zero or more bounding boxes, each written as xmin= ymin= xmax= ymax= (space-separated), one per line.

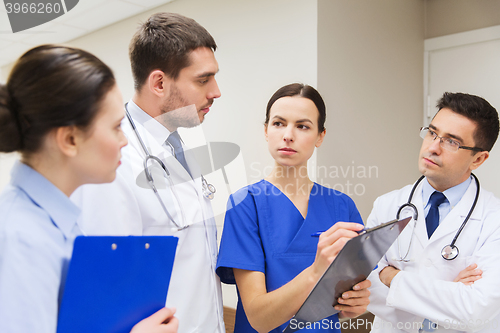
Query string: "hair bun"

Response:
xmin=0 ymin=84 xmax=23 ymax=152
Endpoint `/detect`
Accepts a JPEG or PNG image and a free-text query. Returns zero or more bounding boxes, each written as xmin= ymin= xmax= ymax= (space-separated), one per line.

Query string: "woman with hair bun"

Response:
xmin=0 ymin=45 xmax=177 ymax=333
xmin=216 ymin=84 xmax=371 ymax=332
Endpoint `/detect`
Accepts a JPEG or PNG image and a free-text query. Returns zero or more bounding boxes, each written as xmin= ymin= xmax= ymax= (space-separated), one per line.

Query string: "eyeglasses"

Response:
xmin=419 ymin=127 xmax=485 ymax=153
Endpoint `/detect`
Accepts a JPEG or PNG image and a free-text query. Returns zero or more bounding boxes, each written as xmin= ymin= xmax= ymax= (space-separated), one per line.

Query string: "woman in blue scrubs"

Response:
xmin=0 ymin=45 xmax=177 ymax=333
xmin=217 ymin=84 xmax=371 ymax=332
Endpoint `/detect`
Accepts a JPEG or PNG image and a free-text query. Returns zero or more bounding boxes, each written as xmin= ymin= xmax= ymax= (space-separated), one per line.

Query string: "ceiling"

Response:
xmin=0 ymin=0 xmax=175 ymax=67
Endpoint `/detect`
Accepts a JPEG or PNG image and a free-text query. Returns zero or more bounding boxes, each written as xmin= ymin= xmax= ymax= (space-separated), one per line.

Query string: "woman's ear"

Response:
xmin=315 ymin=129 xmax=326 ymax=148
xmin=55 ymin=126 xmax=79 ymax=157
xmin=264 ymin=124 xmax=269 ymax=142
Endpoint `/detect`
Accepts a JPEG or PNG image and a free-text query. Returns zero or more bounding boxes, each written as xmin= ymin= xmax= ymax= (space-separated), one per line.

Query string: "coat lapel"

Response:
xmin=411 ymin=182 xmax=430 ymax=250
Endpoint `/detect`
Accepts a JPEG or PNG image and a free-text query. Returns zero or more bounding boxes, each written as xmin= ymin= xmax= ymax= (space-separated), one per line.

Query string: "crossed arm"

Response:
xmin=375 ymin=252 xmax=500 ymax=332
xmin=379 ymin=263 xmax=483 ymax=288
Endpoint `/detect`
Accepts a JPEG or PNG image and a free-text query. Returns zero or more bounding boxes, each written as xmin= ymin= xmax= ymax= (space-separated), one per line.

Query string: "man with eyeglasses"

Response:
xmin=366 ymin=92 xmax=500 ymax=333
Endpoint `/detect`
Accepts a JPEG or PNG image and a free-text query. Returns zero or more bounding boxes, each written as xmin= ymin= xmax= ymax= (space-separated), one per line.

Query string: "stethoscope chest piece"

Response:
xmin=204 ymin=189 xmax=215 ymax=200
xmin=441 ymin=244 xmax=459 ymax=260
xmin=202 ymin=178 xmax=216 ymax=200
xmin=207 ymin=183 xmax=216 ymax=193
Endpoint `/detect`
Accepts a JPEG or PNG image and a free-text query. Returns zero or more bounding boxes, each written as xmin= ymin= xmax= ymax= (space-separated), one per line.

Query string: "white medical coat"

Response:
xmin=366 ymin=178 xmax=500 ymax=333
xmin=72 ymin=103 xmax=224 ymax=333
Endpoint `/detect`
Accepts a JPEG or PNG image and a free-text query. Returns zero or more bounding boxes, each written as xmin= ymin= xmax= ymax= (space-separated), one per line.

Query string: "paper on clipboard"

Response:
xmin=57 ymin=236 xmax=178 ymax=333
xmin=283 ymin=217 xmax=411 ymax=333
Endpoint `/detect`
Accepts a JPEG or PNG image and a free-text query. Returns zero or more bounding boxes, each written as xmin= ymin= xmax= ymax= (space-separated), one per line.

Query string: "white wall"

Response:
xmin=425 ymin=27 xmax=500 ymax=199
xmin=0 ymin=153 xmax=18 ymax=190
xmin=425 ymin=0 xmax=500 ymax=38
xmin=317 ymin=0 xmax=425 ymax=220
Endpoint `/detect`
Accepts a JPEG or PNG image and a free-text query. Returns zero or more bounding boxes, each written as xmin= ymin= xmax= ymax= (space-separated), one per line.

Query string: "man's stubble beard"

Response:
xmin=157 ymin=83 xmax=201 ymax=130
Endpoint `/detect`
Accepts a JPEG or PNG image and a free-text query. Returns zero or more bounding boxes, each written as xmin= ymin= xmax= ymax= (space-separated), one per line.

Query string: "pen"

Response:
xmin=311 ymin=228 xmax=367 ymax=237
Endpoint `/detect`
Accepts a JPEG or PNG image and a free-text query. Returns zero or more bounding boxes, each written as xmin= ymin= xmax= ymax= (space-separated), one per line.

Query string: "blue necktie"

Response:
xmin=426 ymin=191 xmax=447 ymax=238
xmin=167 ymin=131 xmax=191 ymax=177
xmin=421 ymin=191 xmax=447 ymax=332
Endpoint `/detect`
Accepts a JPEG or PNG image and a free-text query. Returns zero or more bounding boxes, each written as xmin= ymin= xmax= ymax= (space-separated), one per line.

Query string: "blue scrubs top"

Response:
xmin=216 ymin=180 xmax=363 ymax=332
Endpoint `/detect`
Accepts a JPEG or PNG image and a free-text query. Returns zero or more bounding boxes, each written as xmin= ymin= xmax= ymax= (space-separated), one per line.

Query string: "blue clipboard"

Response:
xmin=57 ymin=236 xmax=178 ymax=333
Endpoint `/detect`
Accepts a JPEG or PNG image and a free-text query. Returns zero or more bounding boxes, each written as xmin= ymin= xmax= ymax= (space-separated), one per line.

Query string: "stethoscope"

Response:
xmin=163 ymin=137 xmax=216 ymax=200
xmin=124 ymin=104 xmax=216 ymax=230
xmin=395 ymin=173 xmax=480 ymax=261
xmin=125 ymin=104 xmax=223 ymax=326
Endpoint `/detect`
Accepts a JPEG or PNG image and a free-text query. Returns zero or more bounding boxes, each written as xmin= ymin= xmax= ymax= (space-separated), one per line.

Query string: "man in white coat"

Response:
xmin=73 ymin=13 xmax=224 ymax=333
xmin=366 ymin=92 xmax=500 ymax=333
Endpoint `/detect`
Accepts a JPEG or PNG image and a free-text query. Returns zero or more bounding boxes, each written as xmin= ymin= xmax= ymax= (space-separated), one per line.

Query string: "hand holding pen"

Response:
xmin=311 ymin=222 xmax=365 ymax=279
xmin=312 ymin=224 xmax=376 ymax=270
xmin=310 ymin=222 xmax=371 ymax=319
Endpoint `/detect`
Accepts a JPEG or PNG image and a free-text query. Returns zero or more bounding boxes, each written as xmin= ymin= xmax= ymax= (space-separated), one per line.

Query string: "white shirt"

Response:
xmin=421 ymin=176 xmax=471 ymax=222
xmin=72 ymin=100 xmax=224 ymax=333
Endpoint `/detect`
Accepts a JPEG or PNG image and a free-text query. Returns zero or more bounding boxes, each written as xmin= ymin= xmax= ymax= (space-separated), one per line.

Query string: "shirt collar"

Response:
xmin=126 ymin=99 xmax=172 ymax=146
xmin=10 ymin=161 xmax=81 ymax=240
xmin=422 ymin=175 xmax=472 ymax=209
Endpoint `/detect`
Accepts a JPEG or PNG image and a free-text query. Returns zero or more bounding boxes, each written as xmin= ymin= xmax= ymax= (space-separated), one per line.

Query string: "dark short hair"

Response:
xmin=265 ymin=83 xmax=326 ymax=133
xmin=436 ymin=92 xmax=499 ymax=152
xmin=129 ymin=12 xmax=217 ymax=91
xmin=0 ymin=44 xmax=115 ymax=155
